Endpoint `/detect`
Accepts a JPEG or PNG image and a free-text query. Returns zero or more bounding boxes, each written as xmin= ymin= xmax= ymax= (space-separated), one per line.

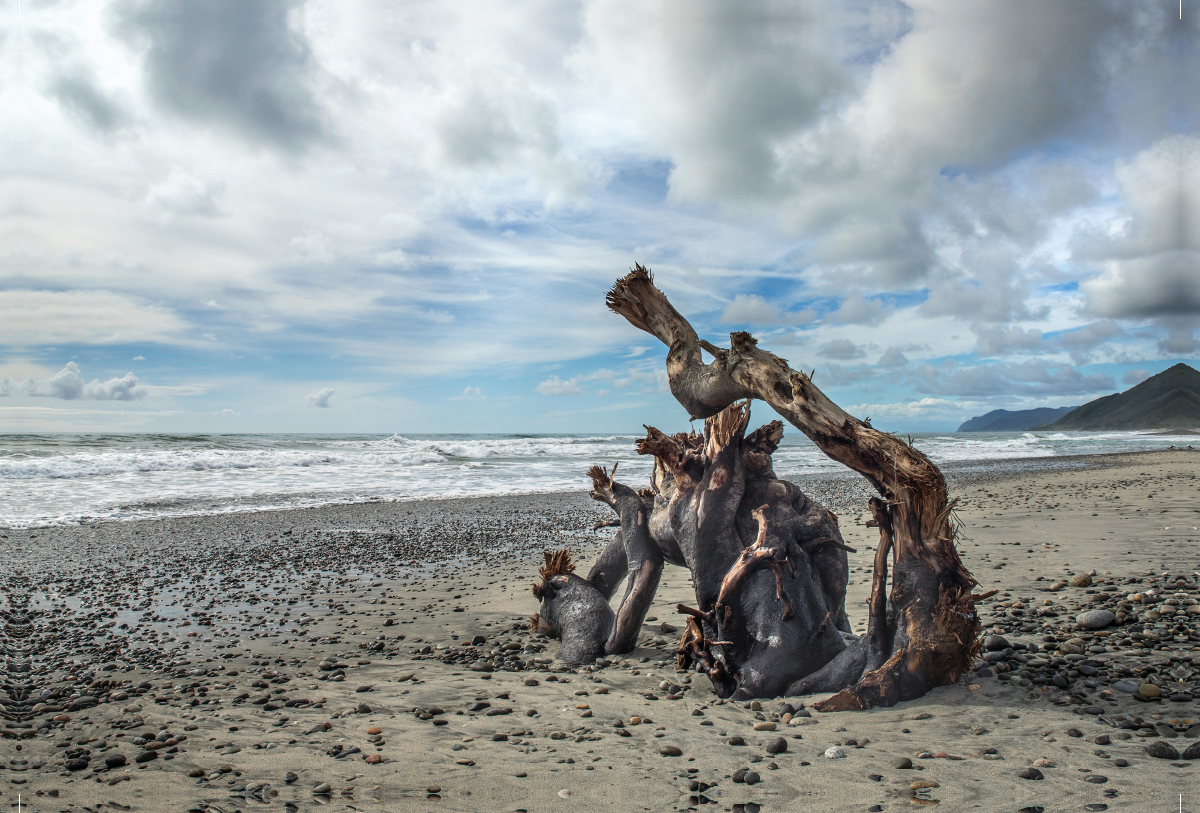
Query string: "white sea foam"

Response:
xmin=0 ymin=429 xmax=1190 ymax=528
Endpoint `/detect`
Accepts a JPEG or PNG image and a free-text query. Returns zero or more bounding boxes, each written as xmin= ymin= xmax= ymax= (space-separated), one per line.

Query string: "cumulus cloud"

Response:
xmin=115 ymin=0 xmax=328 ymax=150
xmin=915 ymin=360 xmax=1115 ymax=398
xmin=972 ymin=324 xmax=1044 ymax=357
xmin=1122 ymin=368 xmax=1152 ymax=386
xmin=819 ymin=363 xmax=875 ymax=386
xmin=1053 ymin=320 xmax=1125 ymax=364
xmin=876 ymin=345 xmax=927 ymax=368
xmin=143 ymin=168 xmax=224 ymax=217
xmin=448 ymin=385 xmax=483 ymax=400
xmin=1080 ymin=136 xmax=1200 ymax=354
xmin=1 ymin=362 xmax=145 ymax=401
xmin=826 ymin=294 xmax=891 ymax=326
xmin=536 ymin=375 xmax=582 ymax=396
xmin=49 ymin=72 xmax=129 ymax=133
xmin=305 ymin=387 xmax=335 ymax=407
xmin=721 ymin=294 xmax=781 ymax=325
xmin=819 ymin=338 xmax=866 ymax=360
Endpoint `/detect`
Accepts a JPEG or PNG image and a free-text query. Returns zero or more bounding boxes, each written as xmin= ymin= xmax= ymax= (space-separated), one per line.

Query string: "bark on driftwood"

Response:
xmin=596 ymin=264 xmax=991 ymax=709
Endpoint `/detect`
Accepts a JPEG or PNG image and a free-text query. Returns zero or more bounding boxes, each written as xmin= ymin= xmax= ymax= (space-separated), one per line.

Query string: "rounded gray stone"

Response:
xmin=1076 ymin=610 xmax=1115 ymax=630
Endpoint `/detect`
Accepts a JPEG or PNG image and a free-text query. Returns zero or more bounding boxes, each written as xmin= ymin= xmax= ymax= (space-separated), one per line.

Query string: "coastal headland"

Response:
xmin=1 ymin=449 xmax=1198 ymax=811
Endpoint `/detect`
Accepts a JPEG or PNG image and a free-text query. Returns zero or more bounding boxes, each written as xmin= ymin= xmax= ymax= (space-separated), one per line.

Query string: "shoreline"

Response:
xmin=2 ymin=446 xmax=1188 ymax=534
xmin=0 ymin=449 xmax=1197 ymax=811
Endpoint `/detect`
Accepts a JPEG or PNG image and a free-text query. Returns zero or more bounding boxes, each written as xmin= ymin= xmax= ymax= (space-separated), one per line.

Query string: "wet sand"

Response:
xmin=1 ymin=449 xmax=1198 ymax=812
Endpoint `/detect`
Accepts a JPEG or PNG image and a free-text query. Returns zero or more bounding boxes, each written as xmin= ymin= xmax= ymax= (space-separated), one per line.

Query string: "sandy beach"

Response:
xmin=2 ymin=449 xmax=1198 ymax=812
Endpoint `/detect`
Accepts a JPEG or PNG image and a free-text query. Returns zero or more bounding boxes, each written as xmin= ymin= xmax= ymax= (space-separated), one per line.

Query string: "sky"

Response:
xmin=1 ymin=0 xmax=1198 ymax=435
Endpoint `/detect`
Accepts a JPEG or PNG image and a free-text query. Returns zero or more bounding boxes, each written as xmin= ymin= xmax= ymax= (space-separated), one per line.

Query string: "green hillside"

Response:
xmin=1039 ymin=363 xmax=1200 ymax=430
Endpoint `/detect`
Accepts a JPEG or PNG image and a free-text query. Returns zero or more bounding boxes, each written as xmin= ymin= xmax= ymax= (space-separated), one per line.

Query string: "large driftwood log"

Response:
xmin=601 ymin=265 xmax=990 ymax=709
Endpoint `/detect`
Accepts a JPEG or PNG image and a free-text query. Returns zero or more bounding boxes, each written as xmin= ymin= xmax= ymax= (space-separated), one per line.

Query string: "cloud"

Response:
xmin=536 ymin=375 xmax=582 ymax=396
xmin=826 ymin=294 xmax=890 ymax=326
xmin=49 ymin=72 xmax=129 ymax=133
xmin=0 ymin=290 xmax=190 ymax=346
xmin=1079 ymin=137 xmax=1200 ymax=355
xmin=576 ymin=0 xmax=856 ymax=202
xmin=214 ymin=408 xmax=240 ymax=417
xmin=143 ymin=168 xmax=224 ymax=217
xmin=1122 ymin=368 xmax=1152 ymax=386
xmin=846 ymin=397 xmax=958 ymax=420
xmin=1 ymin=362 xmax=145 ymax=401
xmin=877 ymin=346 xmax=913 ymax=368
xmin=4 ymin=1 xmax=1195 ymax=432
xmin=305 ymin=387 xmax=335 ymax=407
xmin=973 ymin=324 xmax=1044 ymax=357
xmin=114 ymin=0 xmax=328 ymax=150
xmin=819 ymin=338 xmax=865 ymax=360
xmin=915 ymin=360 xmax=1115 ymax=398
xmin=1053 ymin=320 xmax=1125 ymax=364
xmin=448 ymin=385 xmax=483 ymax=400
xmin=819 ymin=363 xmax=875 ymax=387
xmin=720 ymin=294 xmax=813 ymax=326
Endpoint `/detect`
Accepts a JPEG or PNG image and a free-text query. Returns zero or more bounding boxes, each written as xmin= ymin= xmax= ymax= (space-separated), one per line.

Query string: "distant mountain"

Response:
xmin=958 ymin=406 xmax=1078 ymax=432
xmin=1038 ymin=363 xmax=1200 ymax=430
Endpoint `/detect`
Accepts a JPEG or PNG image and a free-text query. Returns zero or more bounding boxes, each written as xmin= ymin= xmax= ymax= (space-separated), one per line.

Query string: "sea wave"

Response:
xmin=0 ymin=428 xmax=1191 ymax=527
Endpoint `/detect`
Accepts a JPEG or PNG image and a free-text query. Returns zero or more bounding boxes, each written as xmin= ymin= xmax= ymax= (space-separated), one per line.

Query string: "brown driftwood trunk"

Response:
xmin=606 ymin=264 xmax=991 ymax=709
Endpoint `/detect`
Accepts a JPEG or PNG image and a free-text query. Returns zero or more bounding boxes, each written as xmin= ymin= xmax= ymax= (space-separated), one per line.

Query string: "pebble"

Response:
xmin=1060 ymin=639 xmax=1086 ymax=655
xmin=1112 ymin=680 xmax=1139 ymax=693
xmin=1075 ymin=610 xmax=1115 ymax=629
xmin=1145 ymin=742 xmax=1179 ymax=760
xmin=894 ymin=757 xmax=913 ymax=769
xmin=1017 ymin=767 xmax=1043 ymax=780
xmin=728 ymin=736 xmax=746 ymax=746
xmin=660 ymin=746 xmax=683 ymax=757
xmin=764 ymin=737 xmax=787 ymax=754
xmin=313 ymin=782 xmax=332 ymax=794
xmin=1084 ymin=775 xmax=1108 ymax=784
xmin=1139 ymin=684 xmax=1162 ymax=698
xmin=1069 ymin=574 xmax=1092 ymax=587
xmin=824 ymin=747 xmax=846 ymax=759
xmin=910 ymin=780 xmax=939 ymax=790
xmin=753 ymin=722 xmax=776 ymax=731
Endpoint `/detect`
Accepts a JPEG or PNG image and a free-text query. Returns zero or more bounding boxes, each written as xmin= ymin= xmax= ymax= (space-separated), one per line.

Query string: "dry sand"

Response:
xmin=1 ymin=449 xmax=1198 ymax=813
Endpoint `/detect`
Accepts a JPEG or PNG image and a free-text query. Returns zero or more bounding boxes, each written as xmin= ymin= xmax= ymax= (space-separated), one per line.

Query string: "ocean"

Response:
xmin=1 ymin=429 xmax=1193 ymax=528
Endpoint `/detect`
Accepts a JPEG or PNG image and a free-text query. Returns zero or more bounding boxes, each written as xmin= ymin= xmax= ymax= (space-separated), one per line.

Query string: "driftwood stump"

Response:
xmin=532 ymin=265 xmax=991 ymax=708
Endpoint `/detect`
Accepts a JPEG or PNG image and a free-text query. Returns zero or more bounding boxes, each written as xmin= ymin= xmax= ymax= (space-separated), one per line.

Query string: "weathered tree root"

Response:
xmin=607 ymin=264 xmax=988 ymax=709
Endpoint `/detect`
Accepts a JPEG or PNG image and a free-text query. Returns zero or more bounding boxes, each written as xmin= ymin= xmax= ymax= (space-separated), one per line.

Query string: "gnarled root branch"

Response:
xmin=714 ymin=505 xmax=790 ymax=624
